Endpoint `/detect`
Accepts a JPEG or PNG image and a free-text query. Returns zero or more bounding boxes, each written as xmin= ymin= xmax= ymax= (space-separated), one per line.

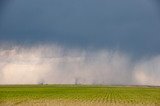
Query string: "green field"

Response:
xmin=0 ymin=85 xmax=160 ymax=106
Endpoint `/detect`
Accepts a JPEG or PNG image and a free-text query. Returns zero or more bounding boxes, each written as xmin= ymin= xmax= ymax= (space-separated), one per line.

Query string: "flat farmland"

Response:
xmin=0 ymin=85 xmax=159 ymax=106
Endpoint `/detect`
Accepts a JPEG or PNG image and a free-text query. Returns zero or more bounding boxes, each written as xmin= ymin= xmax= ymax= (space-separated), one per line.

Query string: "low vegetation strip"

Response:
xmin=0 ymin=85 xmax=159 ymax=106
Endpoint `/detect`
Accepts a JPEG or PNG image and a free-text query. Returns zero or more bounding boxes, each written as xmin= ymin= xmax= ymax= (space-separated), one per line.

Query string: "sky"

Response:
xmin=0 ymin=0 xmax=160 ymax=85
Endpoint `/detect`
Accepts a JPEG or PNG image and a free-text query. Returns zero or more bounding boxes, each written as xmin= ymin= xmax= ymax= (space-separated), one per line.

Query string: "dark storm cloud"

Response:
xmin=0 ymin=0 xmax=160 ymax=85
xmin=0 ymin=0 xmax=160 ymax=56
xmin=0 ymin=0 xmax=10 ymax=14
xmin=0 ymin=0 xmax=7 ymax=9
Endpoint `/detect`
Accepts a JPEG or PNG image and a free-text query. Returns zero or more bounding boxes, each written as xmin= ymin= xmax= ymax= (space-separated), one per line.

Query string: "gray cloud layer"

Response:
xmin=0 ymin=0 xmax=160 ymax=56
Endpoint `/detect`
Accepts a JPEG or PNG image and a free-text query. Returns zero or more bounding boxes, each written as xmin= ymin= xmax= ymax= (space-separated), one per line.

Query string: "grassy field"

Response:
xmin=0 ymin=85 xmax=160 ymax=106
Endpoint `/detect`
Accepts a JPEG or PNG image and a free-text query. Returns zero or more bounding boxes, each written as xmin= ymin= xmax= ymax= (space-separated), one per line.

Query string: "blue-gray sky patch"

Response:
xmin=0 ymin=0 xmax=160 ymax=56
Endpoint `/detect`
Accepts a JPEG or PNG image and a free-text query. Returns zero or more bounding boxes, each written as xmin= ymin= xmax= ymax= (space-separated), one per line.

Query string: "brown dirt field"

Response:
xmin=0 ymin=100 xmax=159 ymax=106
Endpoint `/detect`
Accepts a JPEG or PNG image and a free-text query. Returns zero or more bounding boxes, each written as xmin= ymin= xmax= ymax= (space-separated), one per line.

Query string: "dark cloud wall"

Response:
xmin=0 ymin=0 xmax=10 ymax=15
xmin=0 ymin=0 xmax=160 ymax=56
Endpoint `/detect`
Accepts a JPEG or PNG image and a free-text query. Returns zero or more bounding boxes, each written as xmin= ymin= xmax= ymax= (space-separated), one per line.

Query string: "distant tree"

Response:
xmin=75 ymin=77 xmax=79 ymax=85
xmin=38 ymin=79 xmax=45 ymax=85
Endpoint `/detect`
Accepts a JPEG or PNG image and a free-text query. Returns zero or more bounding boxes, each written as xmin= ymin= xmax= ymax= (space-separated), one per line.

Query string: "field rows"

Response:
xmin=0 ymin=85 xmax=160 ymax=106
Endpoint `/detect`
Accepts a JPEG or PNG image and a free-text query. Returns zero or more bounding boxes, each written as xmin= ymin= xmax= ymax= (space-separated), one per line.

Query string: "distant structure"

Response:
xmin=75 ymin=77 xmax=81 ymax=85
xmin=74 ymin=77 xmax=84 ymax=85
xmin=38 ymin=79 xmax=45 ymax=85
